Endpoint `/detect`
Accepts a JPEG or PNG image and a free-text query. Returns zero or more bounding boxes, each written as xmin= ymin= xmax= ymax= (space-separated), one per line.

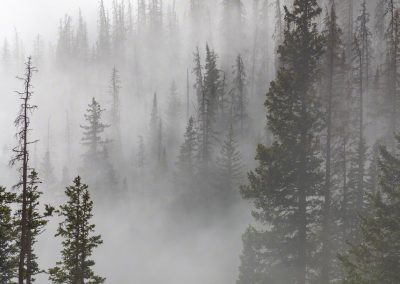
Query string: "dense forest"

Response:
xmin=1 ymin=0 xmax=400 ymax=283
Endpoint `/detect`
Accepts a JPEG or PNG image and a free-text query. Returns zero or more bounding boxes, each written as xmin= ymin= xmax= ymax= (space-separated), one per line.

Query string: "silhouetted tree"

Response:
xmin=49 ymin=176 xmax=105 ymax=284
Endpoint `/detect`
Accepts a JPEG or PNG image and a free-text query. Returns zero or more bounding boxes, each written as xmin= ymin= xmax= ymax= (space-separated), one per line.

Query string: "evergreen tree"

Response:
xmin=75 ymin=9 xmax=88 ymax=61
xmin=339 ymin=137 xmax=400 ymax=283
xmin=80 ymin=98 xmax=114 ymax=192
xmin=216 ymin=123 xmax=242 ymax=202
xmin=0 ymin=186 xmax=17 ymax=283
xmin=49 ymin=176 xmax=105 ymax=284
xmin=320 ymin=3 xmax=344 ymax=282
xmin=177 ymin=117 xmax=197 ymax=179
xmin=17 ymin=170 xmax=52 ymax=284
xmin=80 ymin=97 xmax=110 ymax=165
xmin=98 ymin=0 xmax=111 ymax=59
xmin=10 ymin=57 xmax=38 ymax=284
xmin=237 ymin=226 xmax=268 ymax=284
xmin=239 ymin=1 xmax=324 ymax=283
xmin=231 ymin=54 xmax=248 ymax=136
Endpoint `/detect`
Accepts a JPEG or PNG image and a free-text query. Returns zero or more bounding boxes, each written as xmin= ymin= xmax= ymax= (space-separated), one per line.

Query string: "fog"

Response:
xmin=0 ymin=0 xmax=265 ymax=283
xmin=3 ymin=0 xmax=396 ymax=283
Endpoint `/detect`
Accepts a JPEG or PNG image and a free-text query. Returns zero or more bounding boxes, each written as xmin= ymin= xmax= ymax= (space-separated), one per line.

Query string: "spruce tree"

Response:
xmin=18 ymin=170 xmax=52 ymax=284
xmin=216 ymin=123 xmax=242 ymax=202
xmin=237 ymin=226 xmax=268 ymax=284
xmin=49 ymin=176 xmax=105 ymax=284
xmin=231 ymin=54 xmax=248 ymax=136
xmin=177 ymin=117 xmax=197 ymax=178
xmin=339 ymin=137 xmax=400 ymax=283
xmin=240 ymin=1 xmax=324 ymax=283
xmin=81 ymin=97 xmax=110 ymax=165
xmin=320 ymin=3 xmax=344 ymax=282
xmin=10 ymin=57 xmax=38 ymax=284
xmin=80 ymin=98 xmax=114 ymax=192
xmin=0 ymin=186 xmax=17 ymax=283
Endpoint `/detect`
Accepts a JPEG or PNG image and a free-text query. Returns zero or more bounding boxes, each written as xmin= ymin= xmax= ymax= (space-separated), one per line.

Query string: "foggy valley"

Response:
xmin=1 ymin=0 xmax=400 ymax=283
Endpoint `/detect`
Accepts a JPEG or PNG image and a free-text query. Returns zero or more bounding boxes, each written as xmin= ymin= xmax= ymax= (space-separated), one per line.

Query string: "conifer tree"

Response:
xmin=320 ymin=3 xmax=344 ymax=282
xmin=231 ymin=54 xmax=247 ymax=136
xmin=75 ymin=9 xmax=89 ymax=61
xmin=49 ymin=176 xmax=105 ymax=284
xmin=240 ymin=1 xmax=324 ymax=283
xmin=81 ymin=97 xmax=110 ymax=165
xmin=80 ymin=98 xmax=114 ymax=192
xmin=237 ymin=226 xmax=268 ymax=284
xmin=346 ymin=0 xmax=372 ymax=243
xmin=0 ymin=186 xmax=17 ymax=283
xmin=98 ymin=0 xmax=111 ymax=59
xmin=339 ymin=137 xmax=400 ymax=283
xmin=216 ymin=123 xmax=242 ymax=200
xmin=10 ymin=57 xmax=38 ymax=284
xmin=19 ymin=170 xmax=52 ymax=284
xmin=193 ymin=47 xmax=203 ymax=106
xmin=177 ymin=117 xmax=197 ymax=178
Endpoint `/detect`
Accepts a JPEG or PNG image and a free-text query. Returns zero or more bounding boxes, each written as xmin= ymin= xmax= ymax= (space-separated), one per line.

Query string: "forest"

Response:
xmin=1 ymin=0 xmax=400 ymax=283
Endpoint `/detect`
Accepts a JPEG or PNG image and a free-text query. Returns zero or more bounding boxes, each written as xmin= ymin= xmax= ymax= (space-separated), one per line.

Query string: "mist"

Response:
xmin=2 ymin=0 xmax=400 ymax=283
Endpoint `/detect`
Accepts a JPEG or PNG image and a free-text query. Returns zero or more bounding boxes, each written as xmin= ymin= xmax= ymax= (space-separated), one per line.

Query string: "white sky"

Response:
xmin=0 ymin=0 xmax=116 ymax=51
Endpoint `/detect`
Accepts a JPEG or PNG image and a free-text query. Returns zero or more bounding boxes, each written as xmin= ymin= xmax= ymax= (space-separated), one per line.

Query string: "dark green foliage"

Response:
xmin=239 ymin=0 xmax=324 ymax=283
xmin=237 ymin=226 xmax=268 ymax=284
xmin=340 ymin=138 xmax=400 ymax=283
xmin=49 ymin=176 xmax=104 ymax=284
xmin=15 ymin=170 xmax=52 ymax=283
xmin=0 ymin=187 xmax=17 ymax=283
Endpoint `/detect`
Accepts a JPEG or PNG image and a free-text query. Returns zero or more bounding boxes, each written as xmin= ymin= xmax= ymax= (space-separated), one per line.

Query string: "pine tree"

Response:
xmin=339 ymin=138 xmax=400 ymax=283
xmin=49 ymin=176 xmax=105 ymax=284
xmin=193 ymin=47 xmax=203 ymax=107
xmin=10 ymin=57 xmax=38 ymax=284
xmin=80 ymin=98 xmax=114 ymax=192
xmin=383 ymin=1 xmax=400 ymax=150
xmin=240 ymin=1 xmax=324 ymax=283
xmin=177 ymin=117 xmax=197 ymax=178
xmin=98 ymin=0 xmax=111 ymax=59
xmin=75 ymin=9 xmax=88 ymax=61
xmin=345 ymin=0 xmax=372 ymax=244
xmin=17 ymin=170 xmax=52 ymax=284
xmin=216 ymin=123 xmax=242 ymax=202
xmin=231 ymin=54 xmax=248 ymax=136
xmin=237 ymin=226 xmax=268 ymax=284
xmin=80 ymin=97 xmax=110 ymax=165
xmin=0 ymin=186 xmax=17 ymax=283
xmin=320 ymin=3 xmax=344 ymax=282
